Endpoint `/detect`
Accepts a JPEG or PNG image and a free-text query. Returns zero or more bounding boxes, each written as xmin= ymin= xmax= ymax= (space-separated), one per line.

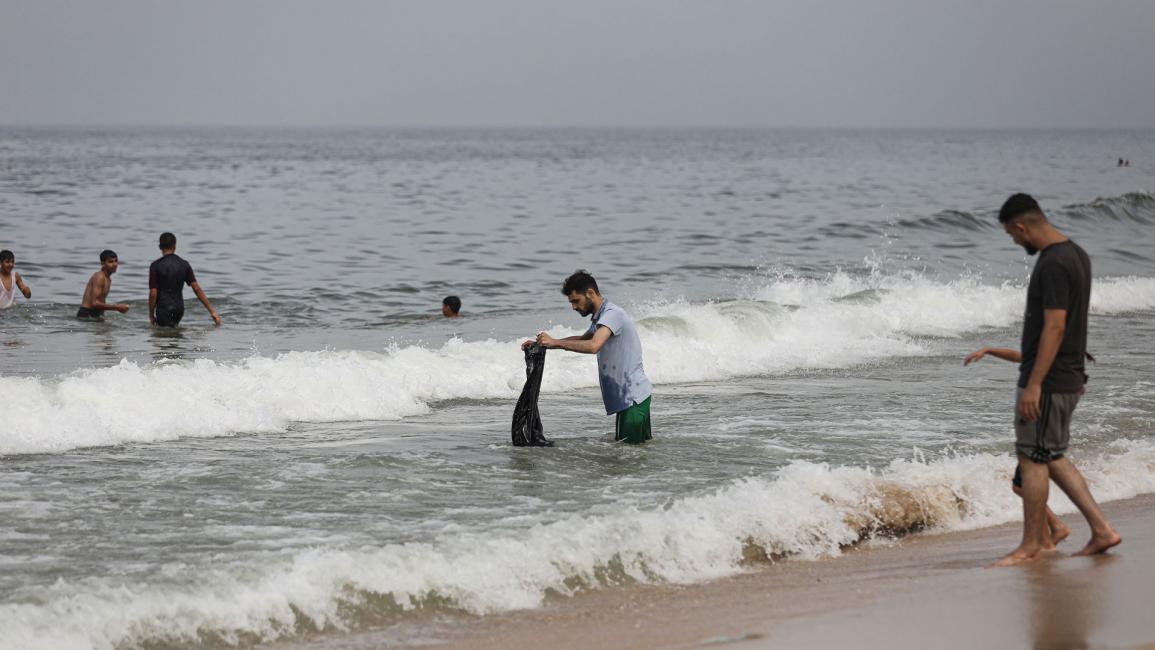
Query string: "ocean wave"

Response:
xmin=888 ymin=192 xmax=1155 ymax=233
xmin=4 ymin=440 xmax=1154 ymax=650
xmin=1062 ymin=191 xmax=1155 ymax=226
xmin=3 ymin=273 xmax=1155 ymax=456
xmin=894 ymin=208 xmax=996 ymax=232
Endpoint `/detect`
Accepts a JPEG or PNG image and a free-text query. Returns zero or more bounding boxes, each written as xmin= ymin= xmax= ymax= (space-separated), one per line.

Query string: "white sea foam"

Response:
xmin=4 ymin=440 xmax=1155 ymax=650
xmin=2 ymin=273 xmax=1154 ymax=455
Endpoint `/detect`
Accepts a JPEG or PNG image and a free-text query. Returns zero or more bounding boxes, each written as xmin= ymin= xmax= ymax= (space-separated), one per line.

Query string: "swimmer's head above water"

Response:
xmin=442 ymin=295 xmax=461 ymax=318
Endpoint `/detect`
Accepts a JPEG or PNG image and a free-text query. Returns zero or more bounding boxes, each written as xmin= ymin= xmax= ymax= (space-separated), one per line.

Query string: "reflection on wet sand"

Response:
xmin=1025 ymin=555 xmax=1115 ymax=650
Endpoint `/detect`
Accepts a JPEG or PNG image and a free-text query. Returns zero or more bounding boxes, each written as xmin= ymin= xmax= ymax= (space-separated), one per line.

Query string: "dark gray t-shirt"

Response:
xmin=1019 ymin=240 xmax=1091 ymax=393
xmin=149 ymin=253 xmax=196 ymax=311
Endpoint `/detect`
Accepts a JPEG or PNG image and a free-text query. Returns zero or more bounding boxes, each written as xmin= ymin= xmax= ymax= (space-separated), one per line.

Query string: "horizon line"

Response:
xmin=2 ymin=122 xmax=1155 ymax=131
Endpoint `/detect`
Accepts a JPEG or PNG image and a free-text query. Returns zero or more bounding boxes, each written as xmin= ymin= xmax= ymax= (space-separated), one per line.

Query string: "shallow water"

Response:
xmin=1 ymin=128 xmax=1153 ymax=649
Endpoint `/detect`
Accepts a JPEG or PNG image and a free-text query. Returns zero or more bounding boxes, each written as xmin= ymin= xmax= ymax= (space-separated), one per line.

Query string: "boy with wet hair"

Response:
xmin=442 ymin=295 xmax=462 ymax=318
xmin=0 ymin=249 xmax=32 ymax=309
xmin=149 ymin=232 xmax=221 ymax=327
xmin=77 ymin=250 xmax=129 ymax=320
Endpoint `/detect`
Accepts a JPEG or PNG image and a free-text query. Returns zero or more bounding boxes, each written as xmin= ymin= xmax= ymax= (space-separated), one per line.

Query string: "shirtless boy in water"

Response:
xmin=77 ymin=250 xmax=129 ymax=320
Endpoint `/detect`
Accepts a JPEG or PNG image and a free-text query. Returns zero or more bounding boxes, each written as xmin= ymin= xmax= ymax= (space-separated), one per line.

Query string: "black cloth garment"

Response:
xmin=511 ymin=343 xmax=554 ymax=447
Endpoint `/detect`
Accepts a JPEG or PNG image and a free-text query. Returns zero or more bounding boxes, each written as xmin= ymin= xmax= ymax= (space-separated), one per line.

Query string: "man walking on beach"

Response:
xmin=149 ymin=232 xmax=221 ymax=327
xmin=77 ymin=250 xmax=129 ymax=320
xmin=523 ymin=270 xmax=653 ymax=443
xmin=0 ymin=249 xmax=32 ymax=309
xmin=969 ymin=193 xmax=1120 ymax=566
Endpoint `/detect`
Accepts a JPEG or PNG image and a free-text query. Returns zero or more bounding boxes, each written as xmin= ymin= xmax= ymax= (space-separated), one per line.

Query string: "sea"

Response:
xmin=1 ymin=127 xmax=1153 ymax=649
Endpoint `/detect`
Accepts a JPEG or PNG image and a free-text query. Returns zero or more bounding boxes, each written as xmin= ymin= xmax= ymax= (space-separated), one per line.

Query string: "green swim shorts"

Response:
xmin=615 ymin=396 xmax=652 ymax=444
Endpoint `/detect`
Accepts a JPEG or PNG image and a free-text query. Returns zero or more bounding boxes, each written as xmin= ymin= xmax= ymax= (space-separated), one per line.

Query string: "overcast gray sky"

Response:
xmin=2 ymin=0 xmax=1153 ymax=128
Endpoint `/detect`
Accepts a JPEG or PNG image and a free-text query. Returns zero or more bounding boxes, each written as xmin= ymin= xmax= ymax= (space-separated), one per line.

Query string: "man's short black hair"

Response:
xmin=159 ymin=232 xmax=177 ymax=249
xmin=0 ymin=249 xmax=13 ymax=262
xmin=998 ymin=193 xmax=1044 ymax=224
xmin=100 ymin=249 xmax=118 ymax=262
xmin=561 ymin=270 xmax=599 ymax=296
xmin=442 ymin=295 xmax=461 ymax=314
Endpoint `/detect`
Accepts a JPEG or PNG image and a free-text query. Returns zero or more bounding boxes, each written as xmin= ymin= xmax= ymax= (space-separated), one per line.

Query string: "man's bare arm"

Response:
xmin=190 ymin=281 xmax=221 ymax=325
xmin=522 ymin=331 xmax=592 ymax=349
xmin=15 ymin=272 xmax=30 ymax=298
xmin=539 ymin=326 xmax=611 ymax=354
xmin=1019 ymin=308 xmax=1066 ymax=421
xmin=964 ymin=347 xmax=1022 ymax=365
xmin=148 ymin=288 xmax=158 ymax=324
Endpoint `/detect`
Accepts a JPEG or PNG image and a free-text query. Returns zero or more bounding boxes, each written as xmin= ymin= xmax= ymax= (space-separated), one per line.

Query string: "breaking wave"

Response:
xmin=4 ymin=440 xmax=1154 ymax=650
xmin=3 ymin=273 xmax=1155 ymax=456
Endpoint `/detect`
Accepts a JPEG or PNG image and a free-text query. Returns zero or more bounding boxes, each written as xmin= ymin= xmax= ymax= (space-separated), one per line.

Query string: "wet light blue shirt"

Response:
xmin=586 ymin=300 xmax=652 ymax=414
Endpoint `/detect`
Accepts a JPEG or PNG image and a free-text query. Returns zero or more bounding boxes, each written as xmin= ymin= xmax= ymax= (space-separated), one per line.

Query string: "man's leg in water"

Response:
xmin=1047 ymin=456 xmax=1121 ymax=555
xmin=995 ymin=455 xmax=1052 ymax=567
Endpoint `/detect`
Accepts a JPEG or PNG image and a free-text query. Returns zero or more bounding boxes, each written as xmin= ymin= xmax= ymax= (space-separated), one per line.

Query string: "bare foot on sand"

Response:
xmin=992 ymin=547 xmax=1045 ymax=567
xmin=1074 ymin=529 xmax=1121 ymax=556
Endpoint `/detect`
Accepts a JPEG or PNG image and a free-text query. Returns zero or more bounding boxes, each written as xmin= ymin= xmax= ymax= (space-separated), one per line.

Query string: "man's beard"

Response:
xmin=1022 ymin=242 xmax=1038 ymax=256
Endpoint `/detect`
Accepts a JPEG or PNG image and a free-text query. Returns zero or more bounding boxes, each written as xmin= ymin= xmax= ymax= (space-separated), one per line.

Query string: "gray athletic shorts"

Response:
xmin=1014 ymin=387 xmax=1080 ymax=463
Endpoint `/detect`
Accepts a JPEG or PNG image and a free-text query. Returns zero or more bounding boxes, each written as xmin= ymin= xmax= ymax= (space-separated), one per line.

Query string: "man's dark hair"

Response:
xmin=443 ymin=295 xmax=461 ymax=314
xmin=561 ymin=270 xmax=599 ymax=296
xmin=0 ymin=249 xmax=13 ymax=262
xmin=998 ymin=193 xmax=1044 ymax=224
xmin=159 ymin=232 xmax=177 ymax=250
xmin=99 ymin=249 xmax=118 ymax=262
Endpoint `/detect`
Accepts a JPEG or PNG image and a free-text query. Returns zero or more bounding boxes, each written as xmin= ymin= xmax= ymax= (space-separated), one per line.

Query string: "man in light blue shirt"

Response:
xmin=525 ymin=270 xmax=653 ymax=443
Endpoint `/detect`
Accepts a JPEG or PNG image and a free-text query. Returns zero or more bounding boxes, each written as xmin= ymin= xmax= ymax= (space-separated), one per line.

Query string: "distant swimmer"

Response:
xmin=522 ymin=270 xmax=653 ymax=444
xmin=0 ymin=249 xmax=32 ymax=309
xmin=442 ymin=295 xmax=461 ymax=318
xmin=148 ymin=232 xmax=221 ymax=327
xmin=1118 ymin=158 xmax=1124 ymax=167
xmin=77 ymin=250 xmax=129 ymax=320
xmin=967 ymin=193 xmax=1120 ymax=567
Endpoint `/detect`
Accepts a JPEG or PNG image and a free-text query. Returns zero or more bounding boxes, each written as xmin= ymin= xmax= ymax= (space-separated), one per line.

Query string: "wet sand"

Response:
xmin=409 ymin=493 xmax=1155 ymax=650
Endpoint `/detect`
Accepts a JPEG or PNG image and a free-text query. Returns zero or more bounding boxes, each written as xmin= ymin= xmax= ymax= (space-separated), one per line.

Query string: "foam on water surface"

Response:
xmin=4 ymin=439 xmax=1154 ymax=650
xmin=4 ymin=273 xmax=1155 ymax=455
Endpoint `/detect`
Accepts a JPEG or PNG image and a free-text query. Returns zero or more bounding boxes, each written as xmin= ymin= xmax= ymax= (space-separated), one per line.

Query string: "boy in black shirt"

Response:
xmin=148 ymin=232 xmax=221 ymax=327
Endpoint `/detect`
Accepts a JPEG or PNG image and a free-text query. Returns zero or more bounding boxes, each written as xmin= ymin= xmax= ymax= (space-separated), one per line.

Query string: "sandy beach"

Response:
xmin=356 ymin=493 xmax=1155 ymax=650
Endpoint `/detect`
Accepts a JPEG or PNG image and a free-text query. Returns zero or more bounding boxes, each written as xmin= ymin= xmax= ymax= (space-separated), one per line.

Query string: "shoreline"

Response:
xmin=306 ymin=493 xmax=1155 ymax=650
